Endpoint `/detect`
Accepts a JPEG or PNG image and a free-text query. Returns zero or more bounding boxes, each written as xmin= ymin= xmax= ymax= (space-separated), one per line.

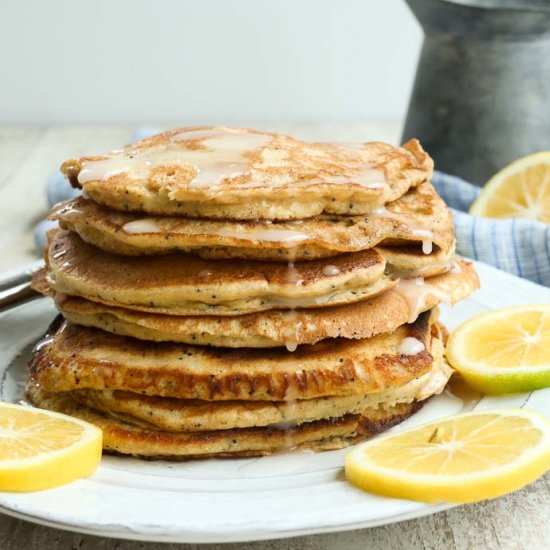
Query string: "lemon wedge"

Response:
xmin=345 ymin=409 xmax=550 ymax=503
xmin=0 ymin=402 xmax=102 ymax=492
xmin=446 ymin=305 xmax=550 ymax=395
xmin=469 ymin=152 xmax=550 ymax=223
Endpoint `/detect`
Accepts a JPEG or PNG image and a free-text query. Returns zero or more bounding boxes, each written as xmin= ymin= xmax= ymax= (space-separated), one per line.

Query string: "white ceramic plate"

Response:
xmin=1 ymin=260 xmax=549 ymax=543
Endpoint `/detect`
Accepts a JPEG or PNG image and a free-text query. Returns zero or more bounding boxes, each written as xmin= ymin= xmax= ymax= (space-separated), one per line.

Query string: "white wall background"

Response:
xmin=0 ymin=0 xmax=422 ymax=124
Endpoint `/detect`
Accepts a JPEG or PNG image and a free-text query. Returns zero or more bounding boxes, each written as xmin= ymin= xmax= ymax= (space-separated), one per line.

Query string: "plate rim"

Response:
xmin=0 ymin=501 xmax=457 ymax=544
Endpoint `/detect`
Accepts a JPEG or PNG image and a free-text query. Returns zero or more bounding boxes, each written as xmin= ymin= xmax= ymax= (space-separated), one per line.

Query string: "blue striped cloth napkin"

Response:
xmin=34 ymin=129 xmax=550 ymax=288
xmin=432 ymin=171 xmax=550 ymax=288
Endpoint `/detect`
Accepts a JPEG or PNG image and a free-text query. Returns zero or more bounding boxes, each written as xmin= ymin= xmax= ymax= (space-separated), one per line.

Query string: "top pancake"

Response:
xmin=53 ymin=180 xmax=454 ymax=261
xmin=60 ymin=127 xmax=433 ymax=220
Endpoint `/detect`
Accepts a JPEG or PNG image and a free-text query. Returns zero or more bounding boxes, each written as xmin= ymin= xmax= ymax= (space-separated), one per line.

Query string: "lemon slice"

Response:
xmin=345 ymin=409 xmax=550 ymax=503
xmin=446 ymin=305 xmax=550 ymax=395
xmin=469 ymin=152 xmax=550 ymax=222
xmin=0 ymin=402 xmax=102 ymax=492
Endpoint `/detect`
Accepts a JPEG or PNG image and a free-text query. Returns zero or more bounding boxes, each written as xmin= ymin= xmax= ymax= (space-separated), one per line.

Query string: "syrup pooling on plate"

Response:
xmin=395 ymin=277 xmax=451 ymax=323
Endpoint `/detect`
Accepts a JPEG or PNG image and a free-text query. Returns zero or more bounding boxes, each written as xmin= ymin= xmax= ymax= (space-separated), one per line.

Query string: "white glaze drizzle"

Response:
xmin=422 ymin=239 xmax=433 ymax=254
xmin=354 ymin=167 xmax=387 ymax=188
xmin=119 ymin=220 xmax=311 ymax=243
xmin=326 ymin=142 xmax=388 ymax=191
xmin=322 ymin=265 xmax=341 ymax=276
xmin=370 ymin=206 xmax=434 ymax=255
xmin=53 ymin=291 xmax=68 ymax=307
xmin=122 ymin=219 xmax=162 ymax=234
xmin=271 ymin=291 xmax=339 ymax=308
xmin=282 ymin=310 xmax=303 ymax=352
xmin=398 ymin=337 xmax=426 ymax=355
xmin=281 ymin=250 xmax=306 ymax=353
xmin=395 ymin=277 xmax=452 ymax=323
xmin=170 ymin=129 xmax=237 ymax=142
xmin=450 ymin=256 xmax=462 ymax=272
xmin=227 ymin=229 xmax=310 ymax=243
xmin=283 ymin=262 xmax=304 ymax=286
xmin=78 ymin=128 xmax=390 ymax=191
xmin=330 ymin=141 xmax=365 ymax=151
xmin=54 ymin=202 xmax=86 ymax=222
xmin=78 ymin=128 xmax=272 ymax=188
xmin=283 ymin=166 xmax=387 ymax=191
xmin=53 ymin=204 xmax=304 ymax=250
xmin=417 ymin=362 xmax=454 ymax=401
xmin=282 ymin=282 xmax=302 ymax=445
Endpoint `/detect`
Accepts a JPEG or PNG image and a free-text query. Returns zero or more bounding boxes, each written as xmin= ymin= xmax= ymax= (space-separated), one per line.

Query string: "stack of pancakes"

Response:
xmin=27 ymin=127 xmax=479 ymax=459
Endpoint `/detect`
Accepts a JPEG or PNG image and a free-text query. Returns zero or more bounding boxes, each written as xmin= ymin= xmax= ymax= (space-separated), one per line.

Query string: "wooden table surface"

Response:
xmin=0 ymin=125 xmax=549 ymax=550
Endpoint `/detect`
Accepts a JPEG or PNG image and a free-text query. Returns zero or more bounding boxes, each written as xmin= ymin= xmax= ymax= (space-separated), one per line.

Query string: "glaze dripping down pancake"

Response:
xmin=38 ymin=261 xmax=479 ymax=348
xmin=53 ymin=180 xmax=453 ymax=261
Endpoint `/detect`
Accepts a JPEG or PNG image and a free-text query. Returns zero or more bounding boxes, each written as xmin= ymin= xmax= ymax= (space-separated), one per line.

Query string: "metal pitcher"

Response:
xmin=401 ymin=0 xmax=550 ymax=185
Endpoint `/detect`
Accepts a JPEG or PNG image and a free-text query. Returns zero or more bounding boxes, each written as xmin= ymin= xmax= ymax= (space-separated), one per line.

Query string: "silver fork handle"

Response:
xmin=0 ymin=282 xmax=41 ymax=313
xmin=0 ymin=262 xmax=44 ymax=312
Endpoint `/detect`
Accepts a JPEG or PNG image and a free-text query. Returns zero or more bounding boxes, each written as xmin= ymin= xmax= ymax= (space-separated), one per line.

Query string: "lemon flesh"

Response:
xmin=470 ymin=152 xmax=550 ymax=223
xmin=0 ymin=402 xmax=102 ymax=492
xmin=345 ymin=409 xmax=550 ymax=503
xmin=446 ymin=305 xmax=550 ymax=395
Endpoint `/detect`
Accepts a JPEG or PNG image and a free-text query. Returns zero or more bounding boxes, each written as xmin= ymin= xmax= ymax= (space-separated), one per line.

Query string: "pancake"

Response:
xmin=29 ymin=311 xmax=440 ymax=401
xmin=47 ymin=261 xmax=479 ymax=348
xmin=53 ymin=181 xmax=454 ymax=261
xmin=27 ymin=382 xmax=424 ymax=459
xmin=42 ymin=231 xmax=397 ymax=316
xmin=60 ymin=127 xmax=433 ymax=221
xmin=68 ymin=359 xmax=451 ymax=432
